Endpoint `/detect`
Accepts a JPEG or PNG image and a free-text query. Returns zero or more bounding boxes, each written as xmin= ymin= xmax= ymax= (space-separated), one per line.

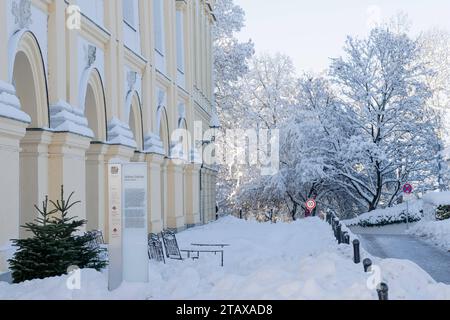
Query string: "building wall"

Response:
xmin=0 ymin=0 xmax=218 ymax=273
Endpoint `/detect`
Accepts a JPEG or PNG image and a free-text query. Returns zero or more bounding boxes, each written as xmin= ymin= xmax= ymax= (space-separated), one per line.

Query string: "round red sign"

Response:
xmin=403 ymin=183 xmax=413 ymax=194
xmin=306 ymin=199 xmax=317 ymax=211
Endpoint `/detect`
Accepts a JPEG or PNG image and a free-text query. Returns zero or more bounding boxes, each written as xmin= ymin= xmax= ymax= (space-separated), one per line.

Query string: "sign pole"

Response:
xmin=403 ymin=183 xmax=413 ymax=231
xmin=305 ymin=199 xmax=317 ymax=218
xmin=406 ymin=200 xmax=409 ymax=230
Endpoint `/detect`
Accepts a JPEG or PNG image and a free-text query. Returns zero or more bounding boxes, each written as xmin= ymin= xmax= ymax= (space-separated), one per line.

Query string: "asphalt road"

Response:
xmin=358 ymin=233 xmax=450 ymax=284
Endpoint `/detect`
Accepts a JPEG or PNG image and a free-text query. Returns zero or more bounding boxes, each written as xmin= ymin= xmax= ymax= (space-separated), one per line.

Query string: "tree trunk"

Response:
xmin=291 ymin=202 xmax=298 ymax=221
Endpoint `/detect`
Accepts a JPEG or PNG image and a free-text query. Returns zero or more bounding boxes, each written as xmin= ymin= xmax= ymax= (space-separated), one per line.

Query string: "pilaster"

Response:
xmin=184 ymin=163 xmax=201 ymax=226
xmin=0 ymin=117 xmax=28 ymax=273
xmin=145 ymin=153 xmax=165 ymax=233
xmin=166 ymin=160 xmax=186 ymax=231
xmin=19 ymin=130 xmax=53 ymax=238
xmin=86 ymin=143 xmax=109 ymax=233
xmin=48 ymin=132 xmax=92 ymax=226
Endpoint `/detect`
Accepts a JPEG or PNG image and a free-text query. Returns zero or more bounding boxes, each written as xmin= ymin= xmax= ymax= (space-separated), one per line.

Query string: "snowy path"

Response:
xmin=358 ymin=233 xmax=450 ymax=284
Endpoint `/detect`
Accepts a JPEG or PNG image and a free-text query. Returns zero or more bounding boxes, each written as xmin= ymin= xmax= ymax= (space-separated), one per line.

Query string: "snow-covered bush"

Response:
xmin=344 ymin=201 xmax=424 ymax=227
xmin=422 ymin=191 xmax=450 ymax=220
xmin=436 ymin=205 xmax=450 ymax=220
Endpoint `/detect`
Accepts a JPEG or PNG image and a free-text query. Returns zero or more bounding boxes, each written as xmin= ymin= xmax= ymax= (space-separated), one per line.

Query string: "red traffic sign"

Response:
xmin=403 ymin=183 xmax=413 ymax=194
xmin=306 ymin=199 xmax=317 ymax=211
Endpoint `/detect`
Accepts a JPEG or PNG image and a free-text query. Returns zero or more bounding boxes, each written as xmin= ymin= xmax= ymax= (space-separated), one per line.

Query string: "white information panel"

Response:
xmin=108 ymin=162 xmax=149 ymax=291
xmin=122 ymin=163 xmax=149 ymax=283
xmin=108 ymin=163 xmax=123 ymax=291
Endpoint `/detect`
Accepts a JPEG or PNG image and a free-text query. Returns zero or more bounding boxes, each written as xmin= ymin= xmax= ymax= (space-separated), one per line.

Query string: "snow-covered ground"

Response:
xmin=1 ymin=216 xmax=450 ymax=300
xmin=408 ymin=220 xmax=450 ymax=251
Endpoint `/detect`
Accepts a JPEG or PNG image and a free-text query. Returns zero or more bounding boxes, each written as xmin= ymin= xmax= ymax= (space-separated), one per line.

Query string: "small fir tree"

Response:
xmin=8 ymin=186 xmax=108 ymax=283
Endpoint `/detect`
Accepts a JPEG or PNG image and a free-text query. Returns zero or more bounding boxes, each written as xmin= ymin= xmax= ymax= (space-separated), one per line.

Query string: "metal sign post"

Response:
xmin=403 ymin=183 xmax=413 ymax=230
xmin=406 ymin=200 xmax=410 ymax=230
xmin=306 ymin=199 xmax=317 ymax=217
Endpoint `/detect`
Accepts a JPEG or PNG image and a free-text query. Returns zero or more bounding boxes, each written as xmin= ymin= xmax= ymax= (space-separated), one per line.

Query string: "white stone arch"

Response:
xmin=125 ymin=90 xmax=144 ymax=151
xmin=9 ymin=30 xmax=49 ymax=128
xmin=10 ymin=30 xmax=52 ymax=239
xmin=82 ymin=68 xmax=108 ymax=234
xmin=81 ymin=68 xmax=107 ymax=142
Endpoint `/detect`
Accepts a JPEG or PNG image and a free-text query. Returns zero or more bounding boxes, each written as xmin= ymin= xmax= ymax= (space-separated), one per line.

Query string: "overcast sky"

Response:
xmin=234 ymin=0 xmax=450 ymax=73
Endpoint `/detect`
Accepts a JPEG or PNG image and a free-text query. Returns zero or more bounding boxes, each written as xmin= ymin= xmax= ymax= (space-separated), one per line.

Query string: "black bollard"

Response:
xmin=377 ymin=283 xmax=389 ymax=300
xmin=239 ymin=209 xmax=243 ymax=219
xmin=336 ymin=224 xmax=342 ymax=244
xmin=345 ymin=234 xmax=351 ymax=245
xmin=353 ymin=239 xmax=361 ymax=264
xmin=341 ymin=232 xmax=349 ymax=244
xmin=333 ymin=218 xmax=339 ymax=234
xmin=363 ymin=258 xmax=373 ymax=272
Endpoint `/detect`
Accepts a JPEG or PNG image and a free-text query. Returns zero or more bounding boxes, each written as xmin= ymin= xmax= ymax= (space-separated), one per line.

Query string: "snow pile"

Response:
xmin=107 ymin=117 xmax=137 ymax=148
xmin=0 ymin=81 xmax=31 ymax=124
xmin=344 ymin=200 xmax=423 ymax=227
xmin=0 ymin=269 xmax=151 ymax=300
xmin=1 ymin=216 xmax=450 ymax=300
xmin=147 ymin=217 xmax=375 ymax=300
xmin=421 ymin=192 xmax=450 ymax=220
xmin=49 ymin=100 xmax=94 ymax=138
xmin=375 ymin=259 xmax=450 ymax=300
xmin=408 ymin=219 xmax=450 ymax=251
xmin=422 ymin=192 xmax=450 ymax=206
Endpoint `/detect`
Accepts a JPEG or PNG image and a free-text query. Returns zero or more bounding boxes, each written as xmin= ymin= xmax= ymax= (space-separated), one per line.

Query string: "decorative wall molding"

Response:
xmin=12 ymin=0 xmax=33 ymax=30
xmin=86 ymin=45 xmax=97 ymax=68
xmin=127 ymin=71 xmax=137 ymax=92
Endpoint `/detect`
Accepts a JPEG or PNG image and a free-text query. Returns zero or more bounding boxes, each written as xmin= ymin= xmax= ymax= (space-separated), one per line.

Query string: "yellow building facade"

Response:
xmin=0 ymin=0 xmax=218 ymax=273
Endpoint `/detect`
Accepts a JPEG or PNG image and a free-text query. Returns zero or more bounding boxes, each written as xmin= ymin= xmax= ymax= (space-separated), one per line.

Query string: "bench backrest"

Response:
xmin=148 ymin=233 xmax=165 ymax=263
xmin=85 ymin=230 xmax=104 ymax=249
xmin=161 ymin=230 xmax=183 ymax=260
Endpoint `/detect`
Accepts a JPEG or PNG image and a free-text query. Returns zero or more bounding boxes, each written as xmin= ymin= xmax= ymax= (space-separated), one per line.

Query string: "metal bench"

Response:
xmin=191 ymin=243 xmax=230 ymax=249
xmin=84 ymin=230 xmax=108 ymax=261
xmin=85 ymin=230 xmax=105 ymax=249
xmin=161 ymin=230 xmax=226 ymax=267
xmin=148 ymin=233 xmax=166 ymax=263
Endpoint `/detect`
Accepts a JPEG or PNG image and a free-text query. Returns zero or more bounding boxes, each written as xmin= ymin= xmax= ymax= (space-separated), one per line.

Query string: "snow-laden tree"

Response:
xmin=418 ymin=28 xmax=450 ymax=190
xmin=329 ymin=27 xmax=441 ymax=211
xmin=225 ymin=54 xmax=298 ymax=216
xmin=213 ymin=9 xmax=445 ymax=218
xmin=254 ymin=75 xmax=366 ymax=220
xmin=213 ymin=0 xmax=254 ymax=214
xmin=213 ymin=0 xmax=254 ymax=125
xmin=240 ymin=53 xmax=297 ymax=128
